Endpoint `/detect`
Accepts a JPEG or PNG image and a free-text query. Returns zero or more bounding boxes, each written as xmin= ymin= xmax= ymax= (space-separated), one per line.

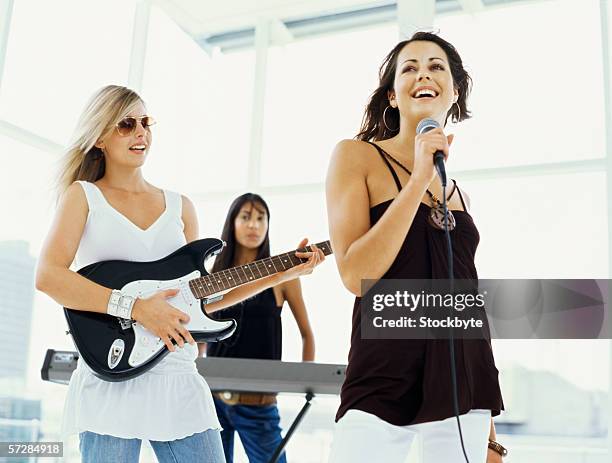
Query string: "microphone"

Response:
xmin=416 ymin=118 xmax=447 ymax=187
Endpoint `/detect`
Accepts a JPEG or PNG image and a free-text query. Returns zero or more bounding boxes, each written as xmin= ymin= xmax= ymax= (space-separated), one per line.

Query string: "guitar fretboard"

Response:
xmin=189 ymin=240 xmax=332 ymax=300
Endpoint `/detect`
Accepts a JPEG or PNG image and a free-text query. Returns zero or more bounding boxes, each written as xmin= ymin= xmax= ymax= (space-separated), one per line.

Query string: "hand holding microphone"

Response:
xmin=413 ymin=118 xmax=454 ymax=187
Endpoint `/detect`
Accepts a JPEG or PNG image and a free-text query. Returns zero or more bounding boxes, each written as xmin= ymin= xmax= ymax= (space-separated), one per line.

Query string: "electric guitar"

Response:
xmin=64 ymin=238 xmax=332 ymax=382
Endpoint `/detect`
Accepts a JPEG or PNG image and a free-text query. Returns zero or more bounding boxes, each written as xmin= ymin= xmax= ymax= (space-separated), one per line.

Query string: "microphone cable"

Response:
xmin=442 ymin=183 xmax=470 ymax=463
xmin=418 ymin=117 xmax=470 ymax=463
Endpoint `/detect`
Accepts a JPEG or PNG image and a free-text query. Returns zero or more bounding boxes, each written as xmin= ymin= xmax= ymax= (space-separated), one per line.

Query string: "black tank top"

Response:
xmin=335 ymin=142 xmax=505 ymax=426
xmin=207 ymin=288 xmax=283 ymax=360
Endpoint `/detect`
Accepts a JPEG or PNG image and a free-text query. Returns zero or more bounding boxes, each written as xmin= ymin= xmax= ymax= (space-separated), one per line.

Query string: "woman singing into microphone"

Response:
xmin=325 ymin=32 xmax=506 ymax=462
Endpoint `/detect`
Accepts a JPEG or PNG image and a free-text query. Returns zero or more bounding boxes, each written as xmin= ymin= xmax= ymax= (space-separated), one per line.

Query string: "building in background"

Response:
xmin=0 ymin=240 xmax=36 ymax=387
xmin=0 ymin=397 xmax=42 ymax=463
xmin=0 ymin=241 xmax=41 ymax=463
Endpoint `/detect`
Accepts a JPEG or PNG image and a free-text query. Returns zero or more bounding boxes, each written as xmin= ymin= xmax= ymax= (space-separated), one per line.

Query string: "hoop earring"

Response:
xmin=383 ymin=105 xmax=398 ymax=131
xmin=454 ymin=101 xmax=461 ymax=122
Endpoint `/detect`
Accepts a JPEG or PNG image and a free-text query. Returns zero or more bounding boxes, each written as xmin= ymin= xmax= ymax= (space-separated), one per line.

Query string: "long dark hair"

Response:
xmin=211 ymin=193 xmax=271 ymax=274
xmin=356 ymin=31 xmax=473 ymax=142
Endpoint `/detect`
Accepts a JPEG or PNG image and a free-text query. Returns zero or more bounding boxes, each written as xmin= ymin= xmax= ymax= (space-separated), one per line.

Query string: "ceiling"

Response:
xmin=153 ymin=0 xmax=521 ymax=51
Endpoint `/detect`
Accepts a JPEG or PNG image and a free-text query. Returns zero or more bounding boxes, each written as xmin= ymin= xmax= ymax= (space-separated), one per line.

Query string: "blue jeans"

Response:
xmin=213 ymin=397 xmax=286 ymax=463
xmin=78 ymin=429 xmax=226 ymax=463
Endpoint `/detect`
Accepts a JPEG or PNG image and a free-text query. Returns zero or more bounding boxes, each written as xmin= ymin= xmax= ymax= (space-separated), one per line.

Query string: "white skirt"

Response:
xmin=61 ymin=343 xmax=221 ymax=442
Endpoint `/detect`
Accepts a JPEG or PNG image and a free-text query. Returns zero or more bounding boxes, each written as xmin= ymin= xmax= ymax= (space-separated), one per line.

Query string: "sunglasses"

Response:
xmin=115 ymin=116 xmax=156 ymax=136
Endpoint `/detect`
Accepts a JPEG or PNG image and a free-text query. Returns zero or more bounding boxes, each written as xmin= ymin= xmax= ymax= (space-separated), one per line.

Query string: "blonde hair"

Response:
xmin=56 ymin=85 xmax=145 ymax=197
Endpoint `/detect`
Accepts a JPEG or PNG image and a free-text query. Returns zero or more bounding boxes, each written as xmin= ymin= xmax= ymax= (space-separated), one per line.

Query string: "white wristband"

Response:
xmin=107 ymin=289 xmax=136 ymax=319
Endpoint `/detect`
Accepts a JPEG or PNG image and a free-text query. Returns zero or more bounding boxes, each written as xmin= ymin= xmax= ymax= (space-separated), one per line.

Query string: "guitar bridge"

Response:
xmin=118 ymin=318 xmax=134 ymax=330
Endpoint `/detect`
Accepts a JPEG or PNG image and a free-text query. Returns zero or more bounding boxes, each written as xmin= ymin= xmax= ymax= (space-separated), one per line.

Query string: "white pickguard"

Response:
xmin=119 ymin=271 xmax=233 ymax=368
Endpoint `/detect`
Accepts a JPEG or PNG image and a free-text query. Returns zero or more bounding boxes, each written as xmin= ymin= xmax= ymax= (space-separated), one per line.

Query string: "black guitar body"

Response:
xmin=64 ymin=238 xmax=236 ymax=382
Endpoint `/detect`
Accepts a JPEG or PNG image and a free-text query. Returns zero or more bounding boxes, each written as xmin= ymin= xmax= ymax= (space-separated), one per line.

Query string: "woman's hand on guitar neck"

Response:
xmin=277 ymin=238 xmax=325 ymax=284
xmin=131 ymin=289 xmax=196 ymax=352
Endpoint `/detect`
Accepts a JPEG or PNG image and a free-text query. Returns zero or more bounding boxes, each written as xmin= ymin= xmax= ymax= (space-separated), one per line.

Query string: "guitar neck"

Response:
xmin=189 ymin=240 xmax=332 ymax=300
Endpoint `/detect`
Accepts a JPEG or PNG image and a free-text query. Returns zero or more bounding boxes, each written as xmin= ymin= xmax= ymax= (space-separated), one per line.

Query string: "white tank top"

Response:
xmin=62 ymin=181 xmax=221 ymax=441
